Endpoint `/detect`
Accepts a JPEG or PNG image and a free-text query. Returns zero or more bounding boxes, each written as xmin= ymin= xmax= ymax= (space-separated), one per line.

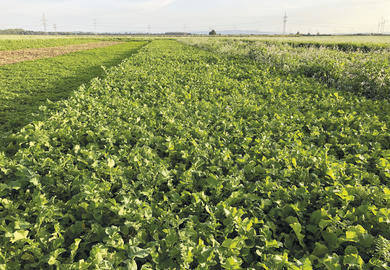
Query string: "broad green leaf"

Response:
xmin=292 ymin=158 xmax=297 ymax=168
xmin=206 ymin=174 xmax=220 ymax=188
xmin=312 ymin=242 xmax=328 ymax=257
xmin=11 ymin=230 xmax=29 ymax=243
xmin=302 ymin=258 xmax=313 ymax=270
xmin=128 ymin=246 xmax=150 ymax=259
xmin=265 ymin=239 xmax=280 ymax=248
xmin=70 ymin=238 xmax=82 ymax=261
xmin=21 ymin=253 xmax=34 ymax=261
xmin=222 ymin=238 xmax=240 ymax=250
xmin=290 ymin=222 xmax=305 ymax=247
xmin=326 ymin=168 xmax=336 ymax=180
xmin=127 ymin=259 xmax=137 ymax=270
xmin=107 ymin=158 xmax=115 ymax=168
xmin=346 ymin=231 xmax=358 ymax=242
xmin=322 ymin=255 xmax=341 ymax=270
xmin=222 ymin=257 xmax=242 ymax=270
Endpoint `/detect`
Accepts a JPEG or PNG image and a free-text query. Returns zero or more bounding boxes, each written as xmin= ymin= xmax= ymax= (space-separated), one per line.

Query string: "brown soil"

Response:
xmin=0 ymin=41 xmax=122 ymax=66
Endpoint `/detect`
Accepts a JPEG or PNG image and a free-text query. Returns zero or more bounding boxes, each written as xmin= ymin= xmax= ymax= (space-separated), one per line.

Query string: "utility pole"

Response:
xmin=147 ymin=24 xmax=151 ymax=34
xmin=41 ymin=13 xmax=47 ymax=33
xmin=381 ymin=18 xmax=386 ymax=33
xmin=53 ymin=24 xmax=57 ymax=32
xmin=93 ymin=19 xmax=97 ymax=34
xmin=378 ymin=17 xmax=386 ymax=34
xmin=283 ymin=12 xmax=288 ymax=35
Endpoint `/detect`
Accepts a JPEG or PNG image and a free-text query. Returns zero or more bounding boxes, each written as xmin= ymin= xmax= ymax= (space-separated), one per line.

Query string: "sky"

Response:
xmin=1 ymin=0 xmax=389 ymax=34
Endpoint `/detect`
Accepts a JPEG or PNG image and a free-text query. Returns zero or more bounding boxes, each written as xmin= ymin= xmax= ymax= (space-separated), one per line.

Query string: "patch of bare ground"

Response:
xmin=0 ymin=41 xmax=122 ymax=65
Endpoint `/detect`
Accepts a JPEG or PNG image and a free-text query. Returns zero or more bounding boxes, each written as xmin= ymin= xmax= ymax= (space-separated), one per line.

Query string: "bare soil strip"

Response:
xmin=0 ymin=41 xmax=122 ymax=66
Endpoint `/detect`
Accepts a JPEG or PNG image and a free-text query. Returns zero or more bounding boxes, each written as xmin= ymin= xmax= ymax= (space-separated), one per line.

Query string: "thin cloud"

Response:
xmin=0 ymin=0 xmax=388 ymax=33
xmin=139 ymin=0 xmax=177 ymax=10
xmin=113 ymin=0 xmax=177 ymax=12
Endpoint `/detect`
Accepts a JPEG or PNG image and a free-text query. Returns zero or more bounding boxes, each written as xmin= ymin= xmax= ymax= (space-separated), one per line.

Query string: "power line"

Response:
xmin=283 ymin=12 xmax=288 ymax=34
xmin=21 ymin=14 xmax=388 ymax=34
xmin=283 ymin=13 xmax=288 ymax=34
xmin=378 ymin=17 xmax=386 ymax=33
xmin=41 ymin=13 xmax=47 ymax=33
xmin=93 ymin=19 xmax=97 ymax=34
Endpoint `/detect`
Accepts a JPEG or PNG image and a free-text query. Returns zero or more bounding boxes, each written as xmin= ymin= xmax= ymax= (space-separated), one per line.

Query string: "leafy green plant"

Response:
xmin=0 ymin=40 xmax=147 ymax=138
xmin=182 ymin=37 xmax=390 ymax=99
xmin=0 ymin=39 xmax=389 ymax=269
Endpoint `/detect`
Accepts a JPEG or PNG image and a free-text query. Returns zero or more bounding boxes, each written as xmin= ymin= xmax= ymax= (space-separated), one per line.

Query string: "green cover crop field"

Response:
xmin=234 ymin=36 xmax=390 ymax=51
xmin=0 ymin=40 xmax=146 ymax=137
xmin=181 ymin=37 xmax=390 ymax=99
xmin=0 ymin=37 xmax=389 ymax=269
xmin=0 ymin=36 xmax=143 ymax=51
xmin=0 ymin=38 xmax=102 ymax=51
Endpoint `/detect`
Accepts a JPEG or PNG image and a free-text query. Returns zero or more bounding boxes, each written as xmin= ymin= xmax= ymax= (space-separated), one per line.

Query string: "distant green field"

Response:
xmin=0 ymin=38 xmax=104 ymax=51
xmin=238 ymin=35 xmax=390 ymax=51
xmin=0 ymin=36 xmax=154 ymax=50
xmin=182 ymin=37 xmax=390 ymax=99
xmin=243 ymin=35 xmax=390 ymax=44
xmin=0 ymin=35 xmax=76 ymax=40
xmin=180 ymin=35 xmax=390 ymax=51
xmin=0 ymin=40 xmax=146 ymax=140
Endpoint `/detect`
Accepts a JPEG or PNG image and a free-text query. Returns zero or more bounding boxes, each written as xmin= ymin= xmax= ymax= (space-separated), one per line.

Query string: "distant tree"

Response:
xmin=296 ymin=31 xmax=300 ymax=36
xmin=0 ymin=28 xmax=26 ymax=34
xmin=209 ymin=29 xmax=217 ymax=36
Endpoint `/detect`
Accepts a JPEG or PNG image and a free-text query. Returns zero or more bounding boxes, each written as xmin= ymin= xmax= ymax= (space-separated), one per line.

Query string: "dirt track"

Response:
xmin=0 ymin=41 xmax=122 ymax=66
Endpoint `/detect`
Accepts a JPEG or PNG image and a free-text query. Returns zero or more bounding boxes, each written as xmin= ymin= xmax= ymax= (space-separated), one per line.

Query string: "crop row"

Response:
xmin=0 ymin=41 xmax=146 ymax=139
xmin=182 ymin=38 xmax=390 ymax=99
xmin=0 ymin=40 xmax=389 ymax=269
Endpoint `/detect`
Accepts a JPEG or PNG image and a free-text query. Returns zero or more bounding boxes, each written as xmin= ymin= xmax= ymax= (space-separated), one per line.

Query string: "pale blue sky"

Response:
xmin=1 ymin=0 xmax=389 ymax=33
